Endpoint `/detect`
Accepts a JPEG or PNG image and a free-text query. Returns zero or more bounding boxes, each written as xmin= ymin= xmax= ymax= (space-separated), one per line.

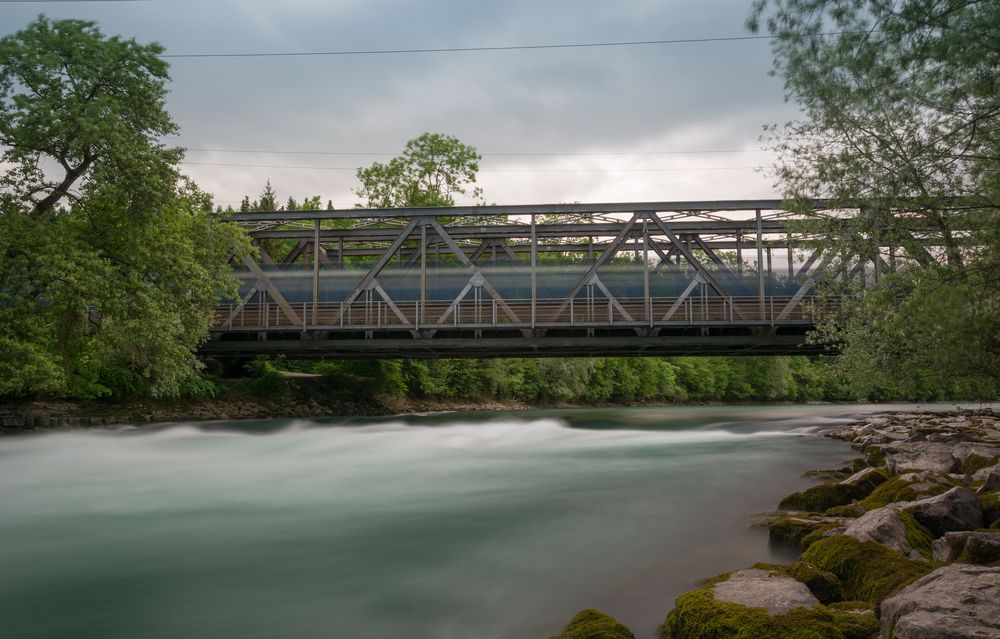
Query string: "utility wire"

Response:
xmin=181 ymin=160 xmax=761 ymax=173
xmin=183 ymin=147 xmax=769 ymax=157
xmin=161 ymin=32 xmax=859 ymax=59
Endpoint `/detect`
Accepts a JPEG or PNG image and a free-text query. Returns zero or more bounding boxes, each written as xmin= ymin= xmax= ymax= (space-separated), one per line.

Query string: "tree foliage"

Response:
xmin=748 ymin=0 xmax=1000 ymax=393
xmin=0 ymin=17 xmax=247 ymax=399
xmin=354 ymin=132 xmax=482 ymax=208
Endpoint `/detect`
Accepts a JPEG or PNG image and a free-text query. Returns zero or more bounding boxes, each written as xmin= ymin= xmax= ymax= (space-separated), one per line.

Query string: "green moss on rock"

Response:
xmin=827 ymin=603 xmax=879 ymax=639
xmin=768 ymin=517 xmax=839 ymax=548
xmin=865 ymin=448 xmax=887 ymax=467
xmin=779 ymin=483 xmax=855 ymax=513
xmin=779 ymin=469 xmax=888 ymax=514
xmin=800 ymin=526 xmax=839 ymax=550
xmin=553 ymin=609 xmax=634 ymax=639
xmin=960 ymin=453 xmax=999 ymax=475
xmin=979 ymin=490 xmax=1000 ymax=526
xmin=752 ymin=561 xmax=844 ymax=604
xmin=823 ymin=504 xmax=865 ymax=518
xmin=800 ymin=535 xmax=933 ymax=604
xmin=898 ymin=510 xmax=934 ymax=559
xmin=659 ymin=576 xmax=847 ymax=639
xmin=857 ymin=475 xmax=955 ymax=510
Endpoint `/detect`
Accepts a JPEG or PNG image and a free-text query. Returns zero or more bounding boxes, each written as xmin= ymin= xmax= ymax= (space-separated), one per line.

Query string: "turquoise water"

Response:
xmin=0 ymin=404 xmax=955 ymax=638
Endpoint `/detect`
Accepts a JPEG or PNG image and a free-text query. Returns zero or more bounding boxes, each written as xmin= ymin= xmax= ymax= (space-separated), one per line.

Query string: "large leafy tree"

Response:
xmin=354 ymin=132 xmax=483 ymax=208
xmin=0 ymin=16 xmax=246 ymax=399
xmin=748 ymin=0 xmax=1000 ymax=396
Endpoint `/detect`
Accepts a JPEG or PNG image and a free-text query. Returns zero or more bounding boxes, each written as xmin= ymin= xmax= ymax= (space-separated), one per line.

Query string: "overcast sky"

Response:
xmin=1 ymin=0 xmax=800 ymax=209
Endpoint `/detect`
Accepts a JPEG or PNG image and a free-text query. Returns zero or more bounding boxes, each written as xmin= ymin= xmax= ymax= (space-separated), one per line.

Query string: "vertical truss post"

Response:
xmin=420 ymin=222 xmax=427 ymax=325
xmin=531 ymin=214 xmax=537 ymax=328
xmin=643 ymin=218 xmax=651 ymax=326
xmin=756 ymin=208 xmax=765 ymax=317
xmin=736 ymin=231 xmax=743 ymax=275
xmin=312 ymin=218 xmax=320 ymax=323
xmin=786 ymin=231 xmax=794 ymax=280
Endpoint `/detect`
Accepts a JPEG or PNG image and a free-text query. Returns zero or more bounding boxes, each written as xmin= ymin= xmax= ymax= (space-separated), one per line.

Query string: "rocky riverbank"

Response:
xmin=552 ymin=410 xmax=1000 ymax=639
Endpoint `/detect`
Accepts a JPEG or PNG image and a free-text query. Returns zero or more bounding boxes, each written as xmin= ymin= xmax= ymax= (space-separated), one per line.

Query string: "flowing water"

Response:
xmin=0 ymin=404 xmax=974 ymax=638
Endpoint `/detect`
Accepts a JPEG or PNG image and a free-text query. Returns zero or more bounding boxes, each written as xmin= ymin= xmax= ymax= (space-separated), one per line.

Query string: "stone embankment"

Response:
xmin=554 ymin=411 xmax=1000 ymax=639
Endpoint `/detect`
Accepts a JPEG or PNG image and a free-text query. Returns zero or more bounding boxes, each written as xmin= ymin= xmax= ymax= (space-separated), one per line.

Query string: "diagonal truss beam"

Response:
xmin=690 ymin=234 xmax=737 ymax=278
xmin=238 ymin=250 xmax=303 ymax=326
xmin=646 ymin=213 xmax=728 ymax=298
xmin=427 ymin=219 xmax=520 ymax=323
xmin=661 ymin=276 xmax=703 ymax=321
xmin=343 ymin=217 xmax=421 ymax=305
xmin=553 ymin=214 xmax=640 ymax=317
xmin=591 ymin=275 xmax=634 ymax=322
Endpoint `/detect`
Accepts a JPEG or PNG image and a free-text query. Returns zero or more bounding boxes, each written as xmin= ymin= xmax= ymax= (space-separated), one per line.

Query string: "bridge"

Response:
xmin=202 ymin=199 xmax=939 ymax=359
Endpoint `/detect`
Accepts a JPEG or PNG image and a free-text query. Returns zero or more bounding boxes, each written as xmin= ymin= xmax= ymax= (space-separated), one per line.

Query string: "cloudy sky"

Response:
xmin=1 ymin=0 xmax=801 ymax=209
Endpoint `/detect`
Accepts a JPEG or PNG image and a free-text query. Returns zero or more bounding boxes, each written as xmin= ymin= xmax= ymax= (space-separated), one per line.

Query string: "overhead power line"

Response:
xmin=161 ymin=32 xmax=859 ymax=59
xmin=184 ymin=147 xmax=769 ymax=157
xmin=181 ymin=160 xmax=761 ymax=173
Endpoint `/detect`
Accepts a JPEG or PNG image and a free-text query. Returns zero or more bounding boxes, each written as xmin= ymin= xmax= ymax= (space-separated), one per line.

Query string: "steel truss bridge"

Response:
xmin=202 ymin=199 xmax=942 ymax=359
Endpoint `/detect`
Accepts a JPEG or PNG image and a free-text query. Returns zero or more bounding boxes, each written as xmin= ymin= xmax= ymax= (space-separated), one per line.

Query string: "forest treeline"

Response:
xmin=249 ymin=355 xmax=992 ymax=405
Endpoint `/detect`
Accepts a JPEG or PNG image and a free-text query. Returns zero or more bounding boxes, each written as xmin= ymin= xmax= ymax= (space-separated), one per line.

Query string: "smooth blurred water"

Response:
xmin=0 ymin=404 xmax=972 ymax=639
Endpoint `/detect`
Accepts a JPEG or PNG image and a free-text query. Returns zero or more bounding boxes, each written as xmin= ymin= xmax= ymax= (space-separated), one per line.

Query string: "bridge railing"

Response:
xmin=212 ymin=295 xmax=829 ymax=332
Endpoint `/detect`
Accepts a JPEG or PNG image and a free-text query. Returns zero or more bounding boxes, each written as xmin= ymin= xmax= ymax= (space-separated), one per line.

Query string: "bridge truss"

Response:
xmin=202 ymin=199 xmax=943 ymax=359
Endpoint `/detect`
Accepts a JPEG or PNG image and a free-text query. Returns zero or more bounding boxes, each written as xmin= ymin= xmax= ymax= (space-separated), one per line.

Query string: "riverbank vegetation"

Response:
xmin=0 ymin=17 xmax=247 ymax=400
xmin=261 ymin=353 xmax=990 ymax=405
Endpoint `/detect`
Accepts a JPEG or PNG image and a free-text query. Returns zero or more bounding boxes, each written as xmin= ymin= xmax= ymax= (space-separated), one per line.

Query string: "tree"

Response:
xmin=748 ymin=0 xmax=1000 ymax=395
xmin=0 ymin=17 xmax=178 ymax=215
xmin=0 ymin=17 xmax=247 ymax=399
xmin=354 ymin=132 xmax=483 ymax=208
xmin=257 ymin=179 xmax=279 ymax=211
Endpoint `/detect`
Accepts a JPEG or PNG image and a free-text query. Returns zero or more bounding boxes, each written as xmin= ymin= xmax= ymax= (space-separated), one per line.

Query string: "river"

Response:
xmin=0 ymin=404 xmax=971 ymax=639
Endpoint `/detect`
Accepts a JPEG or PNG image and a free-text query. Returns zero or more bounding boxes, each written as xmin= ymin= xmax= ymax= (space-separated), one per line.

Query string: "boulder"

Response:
xmin=884 ymin=442 xmax=958 ymax=474
xmin=712 ymin=569 xmax=819 ymax=615
xmin=973 ymin=465 xmax=1000 ymax=492
xmin=952 ymin=442 xmax=1000 ymax=464
xmin=899 ymin=487 xmax=983 ymax=536
xmin=550 ymin=609 xmax=634 ymax=639
xmin=768 ymin=515 xmax=847 ymax=548
xmin=843 ymin=507 xmax=930 ymax=560
xmin=880 ymin=564 xmax=1000 ymax=639
xmin=840 ymin=466 xmax=890 ymax=492
xmin=932 ymin=531 xmax=1000 ymax=564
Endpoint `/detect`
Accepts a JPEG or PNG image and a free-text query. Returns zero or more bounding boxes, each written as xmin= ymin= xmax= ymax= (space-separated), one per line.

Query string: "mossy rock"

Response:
xmin=752 ymin=561 xmax=844 ymax=604
xmin=800 ymin=535 xmax=933 ymax=604
xmin=857 ymin=474 xmax=956 ymax=510
xmin=801 ymin=526 xmax=841 ymax=550
xmin=960 ymin=453 xmax=999 ymax=475
xmin=826 ymin=602 xmax=879 ymax=639
xmin=779 ymin=470 xmax=887 ymax=514
xmin=850 ymin=458 xmax=869 ymax=473
xmin=779 ymin=483 xmax=855 ymax=513
xmin=864 ymin=447 xmax=887 ymax=467
xmin=979 ymin=490 xmax=1000 ymax=525
xmin=768 ymin=517 xmax=840 ymax=548
xmin=552 ymin=609 xmax=634 ymax=639
xmin=659 ymin=575 xmax=870 ymax=639
xmin=823 ymin=504 xmax=865 ymax=518
xmin=898 ymin=509 xmax=934 ymax=560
